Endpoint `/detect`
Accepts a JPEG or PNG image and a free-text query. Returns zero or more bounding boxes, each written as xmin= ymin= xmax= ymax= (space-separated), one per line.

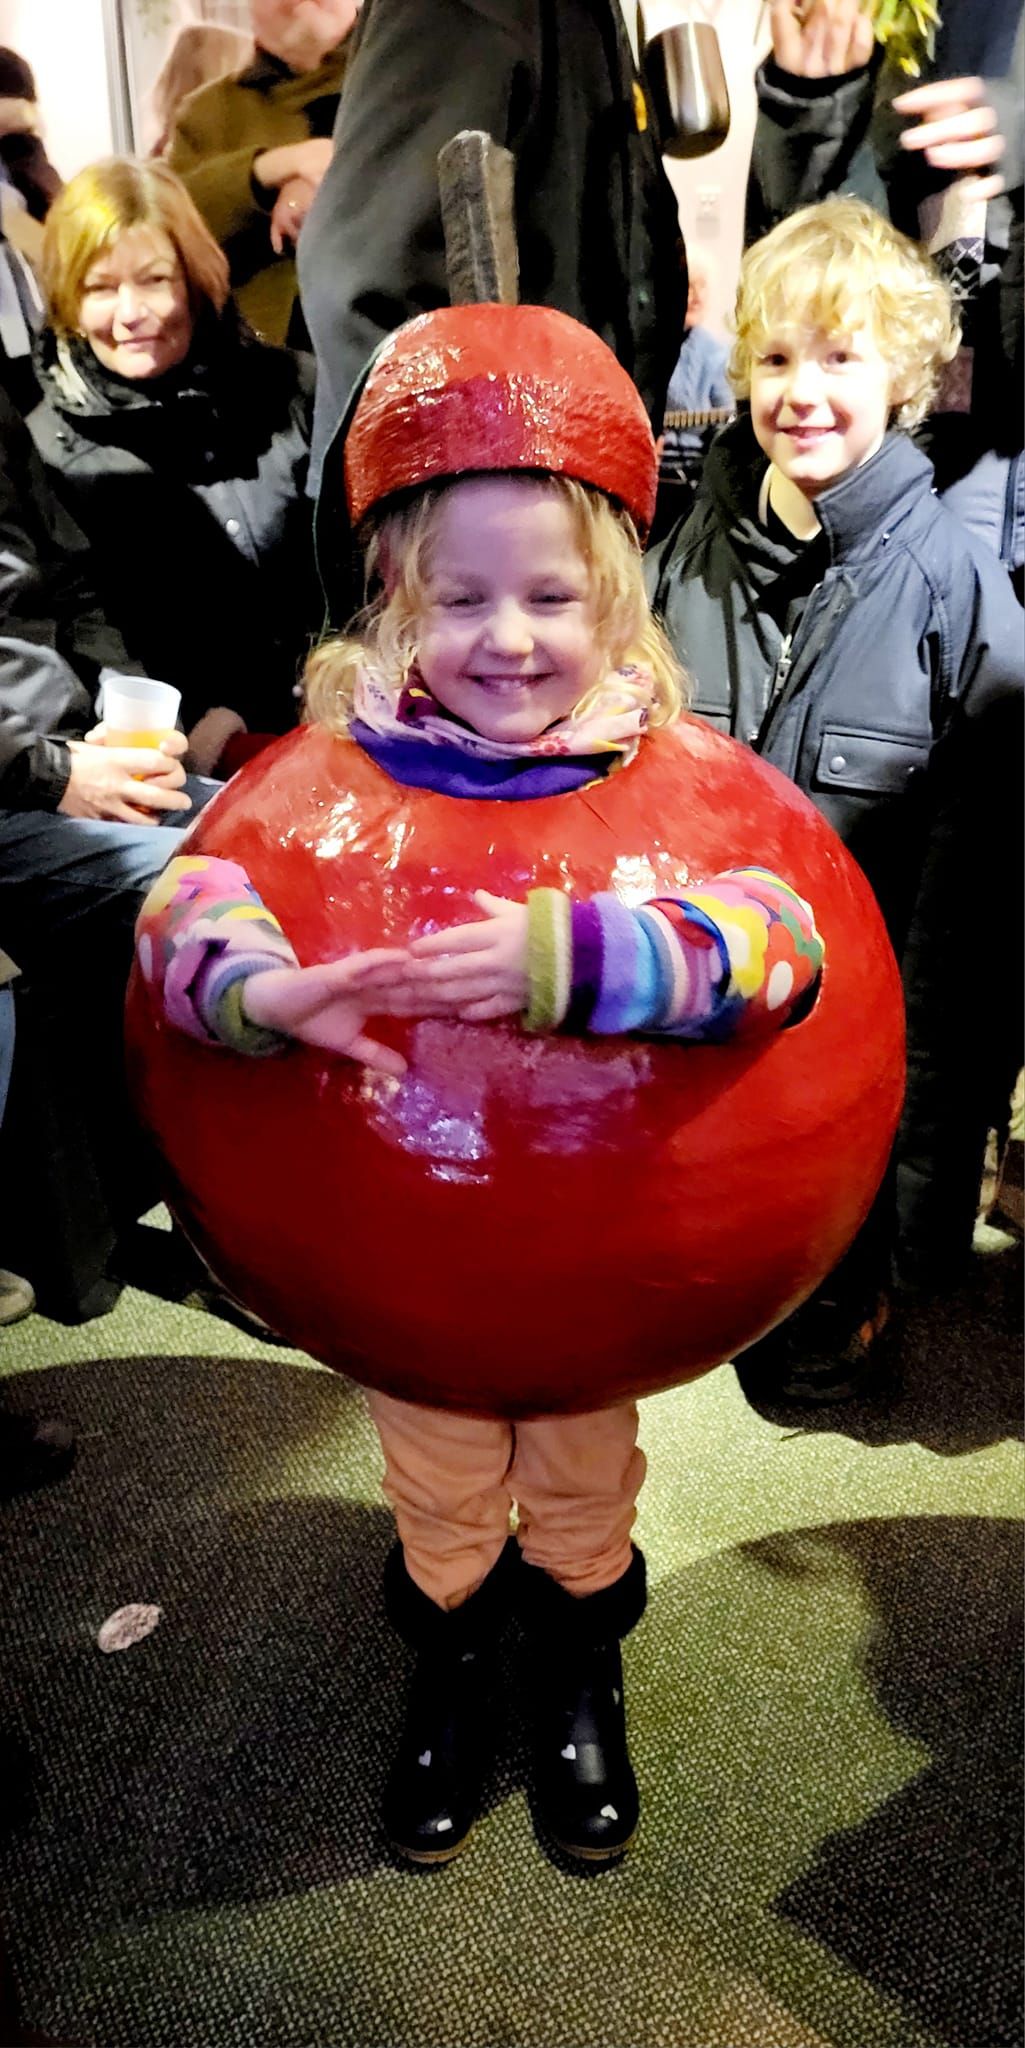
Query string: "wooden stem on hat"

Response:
xmin=437 ymin=129 xmax=520 ymax=306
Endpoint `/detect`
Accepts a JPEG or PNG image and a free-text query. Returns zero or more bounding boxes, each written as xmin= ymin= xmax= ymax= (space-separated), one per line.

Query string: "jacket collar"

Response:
xmin=704 ymin=413 xmax=938 ymax=566
xmin=240 ymin=44 xmax=346 ymax=88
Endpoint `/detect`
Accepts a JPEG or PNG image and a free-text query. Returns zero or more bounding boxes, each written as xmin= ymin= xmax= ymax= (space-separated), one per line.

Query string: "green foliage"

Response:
xmin=870 ymin=0 xmax=942 ymax=76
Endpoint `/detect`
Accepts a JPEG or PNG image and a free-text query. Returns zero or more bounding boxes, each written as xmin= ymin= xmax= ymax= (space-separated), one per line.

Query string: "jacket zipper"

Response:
xmin=757 ymin=572 xmax=849 ymax=750
xmin=753 ymin=631 xmax=793 ymax=747
xmin=768 ymin=632 xmax=792 ymax=706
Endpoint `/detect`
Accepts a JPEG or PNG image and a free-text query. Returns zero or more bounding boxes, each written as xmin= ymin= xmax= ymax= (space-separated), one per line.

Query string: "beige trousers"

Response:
xmin=367 ymin=1389 xmax=646 ymax=1609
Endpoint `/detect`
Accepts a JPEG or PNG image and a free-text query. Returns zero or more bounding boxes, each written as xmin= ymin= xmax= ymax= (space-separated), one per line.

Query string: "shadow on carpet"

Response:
xmin=0 ymin=1348 xmax=1022 ymax=2047
xmin=747 ymin=1516 xmax=1024 ymax=2048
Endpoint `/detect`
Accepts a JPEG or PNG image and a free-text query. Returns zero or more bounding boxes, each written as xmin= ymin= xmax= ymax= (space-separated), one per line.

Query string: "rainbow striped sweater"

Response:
xmin=137 ymin=854 xmax=823 ymax=1054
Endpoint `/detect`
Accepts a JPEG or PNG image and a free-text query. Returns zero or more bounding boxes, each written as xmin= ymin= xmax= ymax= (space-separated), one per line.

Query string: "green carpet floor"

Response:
xmin=1 ymin=1220 xmax=1021 ymax=2048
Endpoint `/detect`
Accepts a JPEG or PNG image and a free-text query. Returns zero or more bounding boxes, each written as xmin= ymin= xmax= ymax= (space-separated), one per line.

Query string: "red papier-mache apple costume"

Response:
xmin=126 ymin=305 xmax=904 ymax=1604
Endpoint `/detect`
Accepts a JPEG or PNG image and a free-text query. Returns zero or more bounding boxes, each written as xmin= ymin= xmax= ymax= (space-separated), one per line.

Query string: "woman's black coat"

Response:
xmin=28 ymin=315 xmax=319 ymax=734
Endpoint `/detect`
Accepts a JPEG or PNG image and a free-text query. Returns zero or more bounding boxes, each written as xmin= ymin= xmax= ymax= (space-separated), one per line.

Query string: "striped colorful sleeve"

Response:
xmin=524 ymin=866 xmax=823 ymax=1043
xmin=134 ymin=854 xmax=299 ymax=1055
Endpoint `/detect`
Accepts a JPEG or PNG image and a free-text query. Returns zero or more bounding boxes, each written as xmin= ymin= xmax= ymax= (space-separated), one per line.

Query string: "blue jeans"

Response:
xmin=0 ymin=778 xmax=219 ymax=1310
xmin=0 ymin=775 xmax=218 ymax=974
xmin=0 ymin=984 xmax=13 ymax=1130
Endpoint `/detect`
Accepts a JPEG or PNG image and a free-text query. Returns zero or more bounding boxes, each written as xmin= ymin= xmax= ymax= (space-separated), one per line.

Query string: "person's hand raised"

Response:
xmin=769 ymin=0 xmax=874 ymax=80
xmin=893 ymin=76 xmax=1007 ymax=204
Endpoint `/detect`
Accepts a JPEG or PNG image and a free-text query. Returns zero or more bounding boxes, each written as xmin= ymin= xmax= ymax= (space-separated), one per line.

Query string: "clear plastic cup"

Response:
xmin=99 ymin=673 xmax=182 ymax=752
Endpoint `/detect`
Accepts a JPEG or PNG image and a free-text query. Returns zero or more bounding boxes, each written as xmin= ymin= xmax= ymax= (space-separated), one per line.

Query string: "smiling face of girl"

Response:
xmin=413 ymin=476 xmax=604 ymax=745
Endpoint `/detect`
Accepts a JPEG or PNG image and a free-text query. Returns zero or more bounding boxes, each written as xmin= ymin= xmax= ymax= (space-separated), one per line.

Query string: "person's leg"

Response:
xmin=368 ymin=1389 xmax=520 ymax=1864
xmin=734 ymin=1176 xmax=896 ymax=1406
xmin=0 ymin=973 xmax=76 ymax=1490
xmin=512 ymin=1405 xmax=645 ymax=1593
xmin=369 ymin=1387 xmax=516 ymax=1605
xmin=178 ymin=773 xmax=222 ymax=818
xmin=0 ymin=981 xmax=14 ymax=1125
xmin=0 ymin=810 xmax=181 ymax=963
xmin=512 ymin=1406 xmax=647 ymax=1862
xmin=0 ymin=811 xmax=184 ymax=1316
xmin=0 ymin=980 xmax=33 ymax=1325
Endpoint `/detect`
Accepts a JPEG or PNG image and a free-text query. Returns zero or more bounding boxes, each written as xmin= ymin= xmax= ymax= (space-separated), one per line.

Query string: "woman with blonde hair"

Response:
xmin=28 ymin=156 xmax=318 ymax=774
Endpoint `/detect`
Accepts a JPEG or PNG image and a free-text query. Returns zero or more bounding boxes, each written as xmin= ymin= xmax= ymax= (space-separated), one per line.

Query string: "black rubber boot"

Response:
xmin=381 ymin=1538 xmax=518 ymax=1867
xmin=521 ymin=1546 xmax=646 ymax=1864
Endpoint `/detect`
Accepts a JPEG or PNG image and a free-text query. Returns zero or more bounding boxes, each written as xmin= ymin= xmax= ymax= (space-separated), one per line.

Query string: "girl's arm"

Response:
xmin=407 ymin=869 xmax=824 ymax=1043
xmin=135 ymin=855 xmax=411 ymax=1074
xmin=136 ymin=855 xmax=304 ymax=1054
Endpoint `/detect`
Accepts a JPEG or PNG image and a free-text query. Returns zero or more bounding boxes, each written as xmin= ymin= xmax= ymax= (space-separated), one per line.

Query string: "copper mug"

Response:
xmin=639 ymin=8 xmax=731 ymax=158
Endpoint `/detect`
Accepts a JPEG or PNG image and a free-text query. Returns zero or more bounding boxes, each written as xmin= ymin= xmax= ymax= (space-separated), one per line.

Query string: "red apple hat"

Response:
xmin=343 ymin=302 xmax=658 ymax=540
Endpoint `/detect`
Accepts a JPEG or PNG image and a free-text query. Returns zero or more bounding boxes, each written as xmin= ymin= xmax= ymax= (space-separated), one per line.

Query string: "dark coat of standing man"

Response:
xmin=298 ymin=0 xmax=687 ymax=495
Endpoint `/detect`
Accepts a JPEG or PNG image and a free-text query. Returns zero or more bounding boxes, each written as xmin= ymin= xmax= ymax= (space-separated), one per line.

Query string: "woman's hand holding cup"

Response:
xmin=59 ymin=731 xmax=190 ymax=823
xmin=58 ymin=673 xmax=191 ymax=822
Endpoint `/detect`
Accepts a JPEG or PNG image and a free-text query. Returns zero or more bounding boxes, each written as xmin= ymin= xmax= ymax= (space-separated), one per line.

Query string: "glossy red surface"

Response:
xmin=344 ymin=304 xmax=658 ymax=534
xmin=126 ymin=719 xmax=905 ymax=1416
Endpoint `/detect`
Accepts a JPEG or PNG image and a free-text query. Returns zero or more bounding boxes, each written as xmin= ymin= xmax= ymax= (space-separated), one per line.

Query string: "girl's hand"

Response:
xmin=405 ymin=892 xmax=530 ymax=1021
xmin=241 ymin=951 xmax=418 ymax=1074
xmin=769 ymin=0 xmax=873 ymax=79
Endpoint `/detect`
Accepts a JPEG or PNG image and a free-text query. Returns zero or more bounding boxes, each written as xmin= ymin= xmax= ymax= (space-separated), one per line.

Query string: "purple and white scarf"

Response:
xmin=351 ymin=660 xmax=656 ymax=766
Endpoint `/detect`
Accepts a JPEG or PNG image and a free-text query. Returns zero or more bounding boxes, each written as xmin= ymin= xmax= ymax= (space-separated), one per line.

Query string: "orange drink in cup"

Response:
xmin=99 ymin=675 xmax=182 ymax=766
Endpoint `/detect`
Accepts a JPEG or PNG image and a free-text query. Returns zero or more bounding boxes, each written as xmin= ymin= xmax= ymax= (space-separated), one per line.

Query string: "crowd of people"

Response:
xmin=1 ymin=0 xmax=1021 ymax=1871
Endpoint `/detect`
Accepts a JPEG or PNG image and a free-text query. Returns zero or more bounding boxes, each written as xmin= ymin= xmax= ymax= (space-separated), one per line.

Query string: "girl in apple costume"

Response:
xmin=135 ymin=304 xmax=825 ymax=1867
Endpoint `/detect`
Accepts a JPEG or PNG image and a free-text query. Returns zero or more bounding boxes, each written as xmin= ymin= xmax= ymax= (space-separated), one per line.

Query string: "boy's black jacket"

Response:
xmin=646 ymin=416 xmax=1023 ymax=1281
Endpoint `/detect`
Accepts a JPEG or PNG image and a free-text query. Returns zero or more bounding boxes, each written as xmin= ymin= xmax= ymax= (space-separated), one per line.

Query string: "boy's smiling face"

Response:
xmin=749 ymin=324 xmax=903 ymax=500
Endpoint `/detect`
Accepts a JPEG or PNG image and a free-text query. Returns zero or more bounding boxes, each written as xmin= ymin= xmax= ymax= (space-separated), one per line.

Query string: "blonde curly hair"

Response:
xmin=729 ymin=196 xmax=960 ymax=430
xmin=304 ymin=474 xmax=689 ymax=735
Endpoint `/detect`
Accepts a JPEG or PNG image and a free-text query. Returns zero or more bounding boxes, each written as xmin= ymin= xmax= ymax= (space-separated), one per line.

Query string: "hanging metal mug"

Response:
xmin=638 ymin=3 xmax=731 ymax=159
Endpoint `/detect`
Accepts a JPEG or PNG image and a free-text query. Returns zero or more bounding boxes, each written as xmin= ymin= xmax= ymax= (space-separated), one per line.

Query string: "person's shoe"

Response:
xmin=0 ymin=1410 xmax=76 ymax=1500
xmin=381 ymin=1540 xmax=518 ymax=1866
xmin=522 ymin=1547 xmax=646 ymax=1864
xmin=736 ymin=1290 xmax=895 ymax=1405
xmin=381 ymin=1638 xmax=489 ymax=1866
xmin=0 ymin=1268 xmax=35 ymax=1326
